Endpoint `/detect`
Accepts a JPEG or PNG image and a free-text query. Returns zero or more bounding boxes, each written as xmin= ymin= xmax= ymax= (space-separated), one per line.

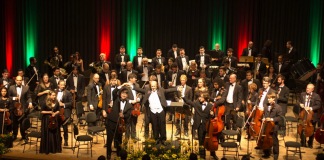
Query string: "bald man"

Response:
xmin=90 ymin=53 xmax=111 ymax=73
xmin=120 ymin=62 xmax=138 ymax=84
xmin=8 ymin=76 xmax=32 ymax=141
xmin=211 ymin=43 xmax=224 ymax=66
xmin=242 ymin=41 xmax=258 ymax=57
xmin=87 ymin=73 xmax=103 ymax=126
xmin=99 ymin=63 xmax=111 ymax=85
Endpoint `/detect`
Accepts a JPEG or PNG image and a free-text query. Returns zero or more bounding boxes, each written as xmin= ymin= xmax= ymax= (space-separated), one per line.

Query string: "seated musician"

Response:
xmin=182 ymin=91 xmax=218 ymax=160
xmin=222 ymin=48 xmax=237 ymax=68
xmin=244 ymin=83 xmax=258 ymax=139
xmin=298 ymin=84 xmax=321 ymax=148
xmin=105 ymin=84 xmax=133 ymax=160
xmin=174 ymin=75 xmax=192 ymax=137
xmin=215 ymin=66 xmax=229 ymax=83
xmin=257 ymin=92 xmax=282 ymax=160
xmin=89 ymin=53 xmax=111 ymax=73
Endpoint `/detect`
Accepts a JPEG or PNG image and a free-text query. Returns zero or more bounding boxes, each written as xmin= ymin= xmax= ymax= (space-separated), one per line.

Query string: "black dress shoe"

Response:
xmin=104 ymin=144 xmax=107 ymax=147
xmin=309 ymin=145 xmax=313 ymax=149
xmin=184 ymin=131 xmax=188 ymax=137
xmin=161 ymin=140 xmax=166 ymax=146
xmin=174 ymin=130 xmax=180 ymax=136
xmin=167 ymin=116 xmax=172 ymax=122
xmin=155 ymin=140 xmax=160 ymax=145
xmin=261 ymin=154 xmax=270 ymax=158
xmin=254 ymin=146 xmax=260 ymax=149
xmin=64 ymin=141 xmax=68 ymax=146
xmin=212 ymin=155 xmax=219 ymax=160
xmin=107 ymin=155 xmax=111 ymax=160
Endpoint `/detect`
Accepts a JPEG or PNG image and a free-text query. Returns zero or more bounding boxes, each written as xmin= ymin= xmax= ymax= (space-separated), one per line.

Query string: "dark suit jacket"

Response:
xmin=215 ymin=74 xmax=230 ymax=83
xmin=149 ymin=71 xmax=166 ymax=88
xmin=174 ymin=85 xmax=193 ymax=107
xmin=242 ymin=48 xmax=258 ymax=57
xmin=286 ymin=48 xmax=298 ymax=64
xmin=8 ymin=85 xmax=32 ymax=112
xmin=166 ymin=70 xmax=186 ymax=87
xmin=256 ymin=88 xmax=276 ymax=107
xmin=120 ymin=69 xmax=138 ymax=84
xmin=152 ymin=57 xmax=166 ymax=69
xmin=136 ymin=65 xmax=154 ymax=80
xmin=167 ymin=48 xmax=180 ymax=60
xmin=183 ymin=97 xmax=212 ymax=130
xmin=175 ymin=56 xmax=189 ymax=71
xmin=252 ymin=61 xmax=267 ymax=75
xmin=102 ymin=84 xmax=119 ymax=113
xmin=91 ymin=61 xmax=112 ymax=73
xmin=98 ymin=70 xmax=111 ymax=86
xmin=134 ymin=87 xmax=178 ymax=108
xmin=276 ymin=85 xmax=289 ymax=114
xmin=244 ymin=91 xmax=259 ymax=107
xmin=107 ymin=87 xmax=133 ymax=123
xmin=87 ymin=82 xmax=102 ymax=110
xmin=49 ymin=76 xmax=64 ymax=89
xmin=263 ymin=103 xmax=282 ymax=131
xmin=240 ymin=78 xmax=262 ymax=102
xmin=0 ymin=78 xmax=15 ymax=88
xmin=222 ymin=56 xmax=237 ymax=68
xmin=210 ymin=49 xmax=224 ymax=65
xmin=59 ymin=90 xmax=73 ymax=119
xmin=261 ymin=47 xmax=272 ymax=63
xmin=210 ymin=88 xmax=227 ymax=106
xmin=224 ymin=82 xmax=243 ymax=109
xmin=298 ymin=92 xmax=322 ymax=122
xmin=195 ymin=54 xmax=211 ymax=69
xmin=25 ymin=65 xmax=40 ymax=88
xmin=133 ymin=55 xmax=147 ymax=69
xmin=274 ymin=62 xmax=289 ymax=78
xmin=115 ymin=54 xmax=130 ymax=73
xmin=66 ymin=74 xmax=85 ymax=99
xmin=186 ymin=70 xmax=200 ymax=87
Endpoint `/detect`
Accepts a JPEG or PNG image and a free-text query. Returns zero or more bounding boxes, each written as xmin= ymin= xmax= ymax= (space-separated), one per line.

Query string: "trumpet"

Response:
xmin=90 ymin=62 xmax=103 ymax=73
xmin=161 ymin=63 xmax=165 ymax=72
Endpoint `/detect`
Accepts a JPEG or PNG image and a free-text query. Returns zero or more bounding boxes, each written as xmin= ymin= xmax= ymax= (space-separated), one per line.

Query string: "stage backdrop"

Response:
xmin=1 ymin=0 xmax=323 ymax=76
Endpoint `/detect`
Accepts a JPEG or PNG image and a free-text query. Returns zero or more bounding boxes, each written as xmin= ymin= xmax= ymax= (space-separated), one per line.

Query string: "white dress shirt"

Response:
xmin=258 ymin=87 xmax=270 ymax=109
xmin=174 ymin=51 xmax=177 ymax=58
xmin=181 ymin=57 xmax=187 ymax=70
xmin=157 ymin=74 xmax=161 ymax=87
xmin=121 ymin=54 xmax=125 ymax=62
xmin=57 ymin=90 xmax=64 ymax=108
xmin=149 ymin=91 xmax=163 ymax=114
xmin=73 ymin=74 xmax=78 ymax=92
xmin=248 ymin=78 xmax=253 ymax=85
xmin=110 ymin=86 xmax=115 ymax=102
xmin=305 ymin=92 xmax=312 ymax=108
xmin=226 ymin=83 xmax=236 ymax=103
xmin=15 ymin=85 xmax=22 ymax=100
xmin=157 ymin=56 xmax=162 ymax=64
xmin=32 ymin=66 xmax=38 ymax=81
xmin=138 ymin=56 xmax=142 ymax=66
xmin=54 ymin=76 xmax=60 ymax=84
xmin=289 ymin=47 xmax=293 ymax=54
xmin=142 ymin=66 xmax=148 ymax=81
xmin=201 ymin=102 xmax=207 ymax=123
xmin=200 ymin=54 xmax=205 ymax=68
xmin=278 ymin=63 xmax=282 ymax=73
xmin=171 ymin=72 xmax=177 ymax=87
xmin=120 ymin=100 xmax=126 ymax=111
xmin=257 ymin=62 xmax=261 ymax=71
xmin=181 ymin=85 xmax=186 ymax=97
xmin=105 ymin=72 xmax=109 ymax=81
xmin=248 ymin=48 xmax=252 ymax=56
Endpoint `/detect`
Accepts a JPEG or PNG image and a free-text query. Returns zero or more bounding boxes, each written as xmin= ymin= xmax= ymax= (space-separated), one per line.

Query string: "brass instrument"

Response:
xmin=161 ymin=63 xmax=164 ymax=72
xmin=44 ymin=56 xmax=67 ymax=75
xmin=91 ymin=62 xmax=103 ymax=73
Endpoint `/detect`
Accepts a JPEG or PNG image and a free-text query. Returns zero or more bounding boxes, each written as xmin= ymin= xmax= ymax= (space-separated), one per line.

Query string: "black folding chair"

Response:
xmin=73 ymin=124 xmax=93 ymax=158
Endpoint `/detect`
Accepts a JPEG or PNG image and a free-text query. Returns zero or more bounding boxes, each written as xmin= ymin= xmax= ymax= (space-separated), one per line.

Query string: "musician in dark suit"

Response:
xmin=224 ymin=74 xmax=243 ymax=130
xmin=133 ymin=81 xmax=181 ymax=145
xmin=261 ymin=40 xmax=272 ymax=64
xmin=222 ymin=48 xmax=237 ymax=68
xmin=49 ymin=68 xmax=64 ymax=90
xmin=276 ymin=76 xmax=289 ymax=116
xmin=167 ymin=44 xmax=180 ymax=60
xmin=174 ymin=75 xmax=192 ymax=137
xmin=252 ymin=54 xmax=267 ymax=81
xmin=186 ymin=61 xmax=200 ymax=86
xmin=104 ymin=85 xmax=133 ymax=160
xmin=210 ymin=43 xmax=224 ymax=66
xmin=8 ymin=76 xmax=32 ymax=141
xmin=0 ymin=69 xmax=15 ymax=89
xmin=136 ymin=58 xmax=153 ymax=85
xmin=102 ymin=75 xmax=119 ymax=118
xmin=210 ymin=77 xmax=226 ymax=104
xmin=182 ymin=91 xmax=218 ymax=160
xmin=240 ymin=70 xmax=262 ymax=103
xmin=87 ymin=73 xmax=103 ymax=126
xmin=45 ymin=46 xmax=63 ymax=77
xmin=298 ymin=84 xmax=321 ymax=148
xmin=16 ymin=69 xmax=29 ymax=86
xmin=56 ymin=80 xmax=73 ymax=146
xmin=89 ymin=53 xmax=112 ymax=73
xmin=274 ymin=55 xmax=289 ymax=79
xmin=115 ymin=46 xmax=130 ymax=74
xmin=120 ymin=62 xmax=138 ymax=84
xmin=149 ymin=64 xmax=166 ymax=88
xmin=256 ymin=77 xmax=276 ymax=115
xmin=175 ymin=48 xmax=189 ymax=72
xmin=66 ymin=66 xmax=85 ymax=102
xmin=285 ymin=41 xmax=298 ymax=65
xmin=166 ymin=63 xmax=186 ymax=88
xmin=152 ymin=49 xmax=166 ymax=69
xmin=25 ymin=57 xmax=40 ymax=91
xmin=243 ymin=83 xmax=259 ymax=139
xmin=242 ymin=41 xmax=258 ymax=57
xmin=259 ymin=92 xmax=282 ymax=160
xmin=66 ymin=54 xmax=82 ymax=74
xmin=223 ymin=60 xmax=234 ymax=76
xmin=215 ymin=66 xmax=229 ymax=83
xmin=195 ymin=46 xmax=211 ymax=70
xmin=98 ymin=63 xmax=111 ymax=86
xmin=133 ymin=47 xmax=146 ymax=69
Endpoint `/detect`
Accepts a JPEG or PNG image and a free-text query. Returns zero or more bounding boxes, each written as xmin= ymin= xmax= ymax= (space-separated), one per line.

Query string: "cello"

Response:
xmin=298 ymin=94 xmax=314 ymax=138
xmin=315 ymin=114 xmax=324 ymax=144
xmin=98 ymin=86 xmax=103 ymax=108
xmin=256 ymin=102 xmax=275 ymax=150
xmin=245 ymin=93 xmax=253 ymax=118
xmin=249 ymin=90 xmax=264 ymax=137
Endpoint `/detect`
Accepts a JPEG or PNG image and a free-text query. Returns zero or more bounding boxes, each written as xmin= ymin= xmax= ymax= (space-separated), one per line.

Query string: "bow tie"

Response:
xmin=127 ymin=70 xmax=132 ymax=72
xmin=105 ymin=72 xmax=109 ymax=74
xmin=200 ymin=55 xmax=204 ymax=57
xmin=120 ymin=99 xmax=126 ymax=103
xmin=306 ymin=93 xmax=310 ymax=96
xmin=230 ymin=83 xmax=234 ymax=86
xmin=73 ymin=75 xmax=77 ymax=77
xmin=138 ymin=56 xmax=142 ymax=57
xmin=173 ymin=72 xmax=177 ymax=74
xmin=55 ymin=77 xmax=59 ymax=79
xmin=157 ymin=57 xmax=161 ymax=59
xmin=201 ymin=102 xmax=207 ymax=106
xmin=16 ymin=85 xmax=21 ymax=88
xmin=121 ymin=54 xmax=125 ymax=56
xmin=94 ymin=83 xmax=98 ymax=86
xmin=144 ymin=66 xmax=147 ymax=68
xmin=111 ymin=86 xmax=116 ymax=89
xmin=249 ymin=48 xmax=251 ymax=50
xmin=58 ymin=90 xmax=63 ymax=92
xmin=266 ymin=103 xmax=271 ymax=106
xmin=279 ymin=63 xmax=282 ymax=65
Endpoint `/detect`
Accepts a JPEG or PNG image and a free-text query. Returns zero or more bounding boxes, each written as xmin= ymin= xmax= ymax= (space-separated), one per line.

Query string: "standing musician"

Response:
xmin=8 ymin=76 xmax=32 ymax=141
xmin=256 ymin=77 xmax=276 ymax=115
xmin=89 ymin=53 xmax=111 ymax=73
xmin=274 ymin=55 xmax=289 ymax=79
xmin=99 ymin=63 xmax=111 ymax=86
xmin=195 ymin=46 xmax=211 ymax=70
xmin=115 ymin=46 xmax=130 ymax=74
xmin=182 ymin=91 xmax=218 ymax=160
xmin=0 ymin=87 xmax=13 ymax=148
xmin=35 ymin=74 xmax=55 ymax=107
xmin=120 ymin=62 xmax=138 ymax=84
xmin=65 ymin=54 xmax=82 ymax=74
xmin=224 ymin=74 xmax=243 ymax=130
xmin=241 ymin=70 xmax=262 ymax=103
xmin=211 ymin=43 xmax=224 ymax=66
xmin=152 ymin=49 xmax=166 ymax=69
xmin=25 ymin=57 xmax=40 ymax=91
xmin=87 ymin=74 xmax=103 ymax=126
xmin=49 ymin=68 xmax=64 ymax=90
xmin=174 ymin=75 xmax=192 ymax=137
xmin=149 ymin=64 xmax=165 ymax=88
xmin=40 ymin=90 xmax=62 ymax=154
xmin=102 ymin=75 xmax=119 ymax=118
xmin=66 ymin=66 xmax=85 ymax=103
xmin=175 ymin=48 xmax=189 ymax=73
xmin=222 ymin=48 xmax=237 ymax=68
xmin=137 ymin=58 xmax=153 ymax=86
xmin=16 ymin=69 xmax=29 ymax=86
xmin=298 ymin=84 xmax=321 ymax=148
xmin=1 ymin=69 xmax=14 ymax=89
xmin=133 ymin=81 xmax=182 ymax=145
xmin=45 ymin=46 xmax=63 ymax=77
xmin=56 ymin=80 xmax=73 ymax=146
xmin=167 ymin=44 xmax=180 ymax=61
xmin=215 ymin=66 xmax=229 ymax=83
xmin=105 ymin=84 xmax=133 ymax=160
xmin=276 ymin=75 xmax=289 ymax=116
xmin=258 ymin=92 xmax=282 ymax=159
xmin=133 ymin=47 xmax=147 ymax=69
xmin=252 ymin=54 xmax=267 ymax=81
xmin=243 ymin=83 xmax=259 ymax=139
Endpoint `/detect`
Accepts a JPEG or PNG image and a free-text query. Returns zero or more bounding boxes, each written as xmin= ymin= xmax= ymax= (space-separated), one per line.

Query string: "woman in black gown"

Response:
xmin=264 ymin=65 xmax=277 ymax=88
xmin=40 ymin=90 xmax=62 ymax=154
xmin=35 ymin=73 xmax=54 ymax=107
xmin=0 ymin=87 xmax=13 ymax=148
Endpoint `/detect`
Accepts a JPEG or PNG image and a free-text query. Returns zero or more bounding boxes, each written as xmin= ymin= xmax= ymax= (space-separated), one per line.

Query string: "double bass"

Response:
xmin=249 ymin=90 xmax=264 ymax=136
xmin=297 ymin=94 xmax=314 ymax=138
xmin=256 ymin=102 xmax=275 ymax=150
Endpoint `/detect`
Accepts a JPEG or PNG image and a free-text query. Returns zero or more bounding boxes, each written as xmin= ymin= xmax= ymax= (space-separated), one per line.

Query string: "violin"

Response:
xmin=315 ymin=114 xmax=324 ymax=144
xmin=256 ymin=102 xmax=275 ymax=150
xmin=118 ymin=109 xmax=126 ymax=133
xmin=14 ymin=96 xmax=22 ymax=116
xmin=72 ymin=86 xmax=76 ymax=108
xmin=249 ymin=90 xmax=264 ymax=137
xmin=245 ymin=92 xmax=253 ymax=118
xmin=132 ymin=81 xmax=147 ymax=117
xmin=3 ymin=103 xmax=11 ymax=125
xmin=48 ymin=107 xmax=57 ymax=129
xmin=98 ymin=86 xmax=103 ymax=108
xmin=59 ymin=92 xmax=65 ymax=122
xmin=298 ymin=94 xmax=314 ymax=137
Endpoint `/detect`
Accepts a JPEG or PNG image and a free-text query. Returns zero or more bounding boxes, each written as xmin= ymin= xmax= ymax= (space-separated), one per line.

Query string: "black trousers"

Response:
xmin=144 ymin=111 xmax=151 ymax=138
xmin=175 ymin=115 xmax=189 ymax=132
xmin=150 ymin=110 xmax=166 ymax=142
xmin=225 ymin=103 xmax=237 ymax=130
xmin=10 ymin=111 xmax=26 ymax=139
xmin=125 ymin=115 xmax=137 ymax=139
xmin=62 ymin=118 xmax=70 ymax=141
xmin=106 ymin=120 xmax=122 ymax=157
xmin=300 ymin=121 xmax=316 ymax=146
xmin=198 ymin=123 xmax=216 ymax=158
xmin=264 ymin=131 xmax=279 ymax=158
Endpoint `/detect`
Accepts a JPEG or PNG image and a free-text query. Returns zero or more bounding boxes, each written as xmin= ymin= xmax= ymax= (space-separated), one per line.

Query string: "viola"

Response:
xmin=245 ymin=93 xmax=253 ymax=118
xmin=298 ymin=94 xmax=314 ymax=137
xmin=249 ymin=90 xmax=264 ymax=136
xmin=3 ymin=103 xmax=11 ymax=125
xmin=98 ymin=86 xmax=103 ymax=108
xmin=132 ymin=82 xmax=147 ymax=117
xmin=61 ymin=107 xmax=65 ymax=122
xmin=315 ymin=114 xmax=324 ymax=144
xmin=118 ymin=109 xmax=126 ymax=133
xmin=256 ymin=102 xmax=275 ymax=150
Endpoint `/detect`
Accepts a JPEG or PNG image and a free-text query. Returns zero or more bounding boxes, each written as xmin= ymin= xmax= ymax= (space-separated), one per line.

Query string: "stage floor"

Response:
xmin=3 ymin=99 xmax=323 ymax=160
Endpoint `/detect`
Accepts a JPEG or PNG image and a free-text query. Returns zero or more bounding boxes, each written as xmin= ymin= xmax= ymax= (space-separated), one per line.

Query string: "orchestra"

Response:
xmin=1 ymin=43 xmax=324 ymax=160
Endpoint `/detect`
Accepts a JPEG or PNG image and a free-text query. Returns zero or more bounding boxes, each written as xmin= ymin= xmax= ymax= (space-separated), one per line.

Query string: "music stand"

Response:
xmin=166 ymin=102 xmax=183 ymax=142
xmin=239 ymin=56 xmax=254 ymax=70
xmin=175 ymin=104 xmax=192 ymax=140
xmin=206 ymin=50 xmax=220 ymax=59
xmin=261 ymin=58 xmax=269 ymax=65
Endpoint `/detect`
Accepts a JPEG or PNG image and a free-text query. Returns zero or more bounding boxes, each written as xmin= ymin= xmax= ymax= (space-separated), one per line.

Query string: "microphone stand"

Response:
xmin=238 ymin=106 xmax=256 ymax=159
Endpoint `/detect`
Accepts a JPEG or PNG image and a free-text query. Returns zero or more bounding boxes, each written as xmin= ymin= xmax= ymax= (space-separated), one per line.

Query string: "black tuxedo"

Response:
xmin=240 ymin=78 xmax=262 ymax=102
xmin=152 ymin=56 xmax=166 ymax=69
xmin=174 ymin=85 xmax=192 ymax=132
xmin=242 ymin=48 xmax=258 ymax=57
xmin=149 ymin=71 xmax=166 ymax=88
xmin=210 ymin=49 xmax=224 ymax=65
xmin=58 ymin=90 xmax=73 ymax=141
xmin=133 ymin=55 xmax=147 ymax=69
xmin=274 ymin=62 xmax=289 ymax=78
xmin=49 ymin=76 xmax=64 ymax=90
xmin=252 ymin=61 xmax=267 ymax=79
xmin=276 ymin=85 xmax=289 ymax=115
xmin=167 ymin=48 xmax=180 ymax=60
xmin=25 ymin=65 xmax=40 ymax=91
xmin=102 ymin=84 xmax=118 ymax=112
xmin=224 ymin=82 xmax=243 ymax=130
xmin=261 ymin=47 xmax=272 ymax=63
xmin=175 ymin=56 xmax=189 ymax=71
xmin=120 ymin=69 xmax=138 ymax=84
xmin=183 ymin=97 xmax=212 ymax=130
xmin=286 ymin=48 xmax=298 ymax=64
xmin=91 ymin=61 xmax=111 ymax=73
xmin=210 ymin=88 xmax=227 ymax=105
xmin=66 ymin=62 xmax=82 ymax=74
xmin=215 ymin=74 xmax=230 ymax=83
xmin=195 ymin=54 xmax=211 ymax=69
xmin=0 ymin=78 xmax=15 ymax=89
xmin=256 ymin=88 xmax=276 ymax=107
xmin=115 ymin=53 xmax=130 ymax=73
xmin=87 ymin=82 xmax=102 ymax=126
xmin=166 ymin=70 xmax=185 ymax=87
xmin=136 ymin=65 xmax=154 ymax=81
xmin=224 ymin=82 xmax=243 ymax=110
xmin=222 ymin=56 xmax=237 ymax=68
xmin=98 ymin=70 xmax=111 ymax=86
xmin=66 ymin=74 xmax=85 ymax=102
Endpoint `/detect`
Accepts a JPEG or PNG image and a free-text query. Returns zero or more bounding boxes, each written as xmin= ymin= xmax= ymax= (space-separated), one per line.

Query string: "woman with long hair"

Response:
xmin=75 ymin=52 xmax=84 ymax=72
xmin=109 ymin=70 xmax=121 ymax=86
xmin=35 ymin=74 xmax=55 ymax=106
xmin=264 ymin=65 xmax=277 ymax=88
xmin=164 ymin=58 xmax=175 ymax=72
xmin=194 ymin=78 xmax=208 ymax=101
xmin=0 ymin=87 xmax=13 ymax=148
xmin=40 ymin=91 xmax=62 ymax=154
xmin=186 ymin=61 xmax=200 ymax=81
